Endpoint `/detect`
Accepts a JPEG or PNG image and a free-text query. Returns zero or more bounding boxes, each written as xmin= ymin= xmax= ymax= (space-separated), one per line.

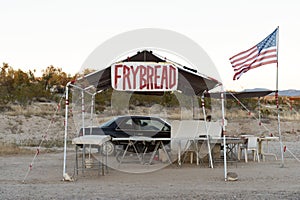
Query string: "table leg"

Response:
xmin=119 ymin=143 xmax=131 ymax=164
xmin=258 ymin=140 xmax=263 ymax=159
xmin=131 ymin=142 xmax=143 ymax=163
xmin=178 ymin=140 xmax=181 ymax=166
xmin=260 ymin=140 xmax=278 ymax=161
xmin=195 ymin=141 xmax=199 ymax=165
xmin=75 ymin=145 xmax=78 ymax=176
xmin=149 ymin=142 xmax=161 ymax=164
xmin=82 ymin=145 xmax=85 ymax=174
xmin=101 ymin=146 xmax=104 ymax=176
xmin=160 ymin=141 xmax=172 ymax=164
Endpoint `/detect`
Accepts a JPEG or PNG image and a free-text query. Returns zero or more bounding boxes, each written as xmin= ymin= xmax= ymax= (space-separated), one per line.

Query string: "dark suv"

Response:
xmin=78 ymin=115 xmax=171 ymax=155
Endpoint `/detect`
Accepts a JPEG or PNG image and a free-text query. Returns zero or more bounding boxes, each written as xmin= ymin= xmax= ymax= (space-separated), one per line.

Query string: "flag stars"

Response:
xmin=257 ymin=28 xmax=278 ymax=53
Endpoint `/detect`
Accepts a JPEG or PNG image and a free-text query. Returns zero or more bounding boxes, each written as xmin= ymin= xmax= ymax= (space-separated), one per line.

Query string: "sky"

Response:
xmin=0 ymin=0 xmax=299 ymax=91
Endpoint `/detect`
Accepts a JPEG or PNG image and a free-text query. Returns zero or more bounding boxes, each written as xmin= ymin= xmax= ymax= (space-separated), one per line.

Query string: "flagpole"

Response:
xmin=275 ymin=26 xmax=284 ymax=167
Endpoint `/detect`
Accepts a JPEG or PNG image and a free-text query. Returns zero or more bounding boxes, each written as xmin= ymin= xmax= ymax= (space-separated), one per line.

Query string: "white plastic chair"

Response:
xmin=238 ymin=136 xmax=260 ymax=163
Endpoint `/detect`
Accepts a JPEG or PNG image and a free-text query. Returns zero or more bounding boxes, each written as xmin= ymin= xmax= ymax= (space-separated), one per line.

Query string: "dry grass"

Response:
xmin=5 ymin=103 xmax=57 ymax=117
xmin=1 ymin=101 xmax=300 ymax=149
xmin=0 ymin=142 xmax=34 ymax=155
xmin=0 ymin=142 xmax=64 ymax=156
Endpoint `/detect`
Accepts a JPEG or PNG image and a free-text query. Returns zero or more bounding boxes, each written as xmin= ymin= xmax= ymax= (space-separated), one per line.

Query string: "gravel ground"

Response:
xmin=1 ymin=143 xmax=300 ymax=200
xmin=1 ymin=106 xmax=300 ymax=199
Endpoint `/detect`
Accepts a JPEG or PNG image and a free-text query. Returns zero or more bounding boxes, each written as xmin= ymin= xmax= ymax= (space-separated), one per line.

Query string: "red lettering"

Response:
xmin=114 ymin=63 xmax=177 ymax=91
xmin=154 ymin=65 xmax=161 ymax=89
xmin=139 ymin=65 xmax=147 ymax=89
xmin=130 ymin=65 xmax=139 ymax=89
xmin=122 ymin=65 xmax=131 ymax=90
xmin=114 ymin=64 xmax=123 ymax=89
xmin=169 ymin=65 xmax=177 ymax=89
xmin=147 ymin=66 xmax=154 ymax=89
xmin=161 ymin=66 xmax=168 ymax=89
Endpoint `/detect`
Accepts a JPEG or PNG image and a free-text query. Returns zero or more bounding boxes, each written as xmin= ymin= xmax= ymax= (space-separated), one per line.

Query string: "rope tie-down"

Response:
xmin=22 ymin=95 xmax=66 ymax=183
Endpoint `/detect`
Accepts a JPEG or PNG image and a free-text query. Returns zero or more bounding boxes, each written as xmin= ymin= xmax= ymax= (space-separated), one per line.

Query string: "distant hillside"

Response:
xmin=242 ymin=88 xmax=300 ymax=97
xmin=278 ymin=89 xmax=300 ymax=97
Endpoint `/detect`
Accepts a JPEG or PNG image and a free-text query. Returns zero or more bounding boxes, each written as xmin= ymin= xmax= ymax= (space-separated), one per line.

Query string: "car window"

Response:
xmin=118 ymin=118 xmax=134 ymax=130
xmin=138 ymin=118 xmax=167 ymax=131
xmin=117 ymin=117 xmax=169 ymax=131
xmin=99 ymin=118 xmax=115 ymax=127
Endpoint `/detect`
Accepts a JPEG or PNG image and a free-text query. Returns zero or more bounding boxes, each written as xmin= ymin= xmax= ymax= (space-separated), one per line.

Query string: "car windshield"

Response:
xmin=99 ymin=118 xmax=115 ymax=128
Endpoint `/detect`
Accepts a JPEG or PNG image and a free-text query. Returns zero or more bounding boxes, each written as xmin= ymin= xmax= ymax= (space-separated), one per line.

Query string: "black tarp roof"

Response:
xmin=76 ymin=50 xmax=221 ymax=96
xmin=206 ymin=90 xmax=274 ymax=99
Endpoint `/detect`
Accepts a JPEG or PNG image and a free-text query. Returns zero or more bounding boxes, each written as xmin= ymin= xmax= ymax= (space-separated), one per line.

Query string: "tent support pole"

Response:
xmin=63 ymin=82 xmax=95 ymax=179
xmin=221 ymin=88 xmax=227 ymax=181
xmin=201 ymin=93 xmax=213 ymax=168
xmin=63 ymin=82 xmax=71 ymax=178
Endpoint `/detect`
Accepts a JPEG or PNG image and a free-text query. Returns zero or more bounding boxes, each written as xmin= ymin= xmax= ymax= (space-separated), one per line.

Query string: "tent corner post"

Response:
xmin=63 ymin=81 xmax=71 ymax=178
xmin=221 ymin=86 xmax=227 ymax=181
xmin=201 ymin=91 xmax=214 ymax=169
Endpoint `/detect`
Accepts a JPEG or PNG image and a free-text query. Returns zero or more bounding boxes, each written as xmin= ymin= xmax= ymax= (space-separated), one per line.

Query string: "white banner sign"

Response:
xmin=111 ymin=62 xmax=178 ymax=91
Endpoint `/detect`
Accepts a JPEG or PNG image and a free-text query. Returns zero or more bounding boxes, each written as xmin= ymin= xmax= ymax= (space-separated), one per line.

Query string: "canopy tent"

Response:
xmin=206 ymin=90 xmax=274 ymax=127
xmin=75 ymin=50 xmax=221 ymax=96
xmin=206 ymin=89 xmax=285 ymax=166
xmin=63 ymin=50 xmax=225 ymax=180
xmin=205 ymin=90 xmax=274 ymax=99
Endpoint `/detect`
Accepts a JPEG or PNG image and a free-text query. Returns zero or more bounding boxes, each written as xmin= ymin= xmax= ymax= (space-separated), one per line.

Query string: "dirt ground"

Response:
xmin=1 ymin=105 xmax=300 ymax=199
xmin=1 ymin=144 xmax=300 ymax=200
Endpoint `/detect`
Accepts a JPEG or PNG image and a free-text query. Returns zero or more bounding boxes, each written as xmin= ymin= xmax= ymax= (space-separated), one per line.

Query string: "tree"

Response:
xmin=42 ymin=65 xmax=71 ymax=90
xmin=0 ymin=63 xmax=15 ymax=103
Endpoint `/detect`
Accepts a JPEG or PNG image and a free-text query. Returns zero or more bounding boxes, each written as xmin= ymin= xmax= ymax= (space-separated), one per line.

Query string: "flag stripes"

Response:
xmin=230 ymin=28 xmax=278 ymax=80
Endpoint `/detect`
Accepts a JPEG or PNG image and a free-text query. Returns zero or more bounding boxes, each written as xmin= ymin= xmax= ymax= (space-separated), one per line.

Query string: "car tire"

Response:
xmin=101 ymin=141 xmax=115 ymax=156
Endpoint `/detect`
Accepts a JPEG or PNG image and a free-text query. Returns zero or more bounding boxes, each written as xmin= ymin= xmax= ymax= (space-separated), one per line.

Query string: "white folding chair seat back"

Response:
xmin=171 ymin=120 xmax=222 ymax=152
xmin=238 ymin=136 xmax=260 ymax=163
xmin=247 ymin=137 xmax=257 ymax=149
xmin=171 ymin=120 xmax=200 ymax=153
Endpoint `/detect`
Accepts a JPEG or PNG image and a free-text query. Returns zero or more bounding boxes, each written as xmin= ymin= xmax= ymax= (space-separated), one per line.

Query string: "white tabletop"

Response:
xmin=112 ymin=136 xmax=170 ymax=142
xmin=72 ymin=135 xmax=111 ymax=145
xmin=258 ymin=136 xmax=279 ymax=141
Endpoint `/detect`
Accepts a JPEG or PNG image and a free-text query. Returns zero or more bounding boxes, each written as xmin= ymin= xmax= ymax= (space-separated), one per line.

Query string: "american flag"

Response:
xmin=229 ymin=28 xmax=278 ymax=80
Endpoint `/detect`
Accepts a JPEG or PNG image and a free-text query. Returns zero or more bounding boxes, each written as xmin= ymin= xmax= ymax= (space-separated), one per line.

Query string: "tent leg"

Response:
xmin=63 ymin=82 xmax=71 ymax=179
